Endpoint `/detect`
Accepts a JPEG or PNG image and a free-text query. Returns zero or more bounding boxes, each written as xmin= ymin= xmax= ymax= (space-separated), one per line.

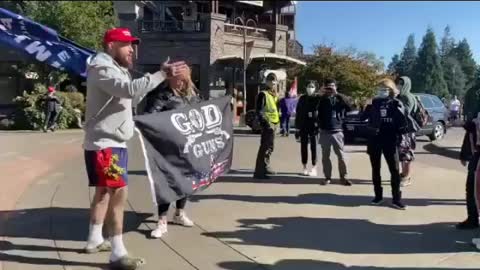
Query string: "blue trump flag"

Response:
xmin=0 ymin=8 xmax=95 ymax=77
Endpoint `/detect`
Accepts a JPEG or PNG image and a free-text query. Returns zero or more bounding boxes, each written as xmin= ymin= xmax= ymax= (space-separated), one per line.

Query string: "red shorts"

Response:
xmin=84 ymin=147 xmax=128 ymax=188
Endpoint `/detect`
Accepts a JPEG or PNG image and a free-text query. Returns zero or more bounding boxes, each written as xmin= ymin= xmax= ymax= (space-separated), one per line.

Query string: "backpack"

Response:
xmin=412 ymin=97 xmax=429 ymax=128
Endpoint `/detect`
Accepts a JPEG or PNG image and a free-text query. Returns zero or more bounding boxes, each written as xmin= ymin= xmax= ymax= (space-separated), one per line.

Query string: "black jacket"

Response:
xmin=44 ymin=94 xmax=61 ymax=112
xmin=144 ymin=82 xmax=202 ymax=113
xmin=366 ymin=96 xmax=408 ymax=139
xmin=460 ymin=120 xmax=479 ymax=162
xmin=295 ymin=94 xmax=320 ymax=133
xmin=317 ymin=93 xmax=351 ymax=131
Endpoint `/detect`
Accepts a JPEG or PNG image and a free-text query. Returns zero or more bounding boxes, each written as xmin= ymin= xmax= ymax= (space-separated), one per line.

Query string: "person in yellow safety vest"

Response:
xmin=254 ymin=73 xmax=281 ymax=179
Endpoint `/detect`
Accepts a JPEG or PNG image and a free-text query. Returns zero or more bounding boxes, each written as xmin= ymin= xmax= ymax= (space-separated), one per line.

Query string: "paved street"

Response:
xmin=1 ymin=127 xmax=480 ymax=270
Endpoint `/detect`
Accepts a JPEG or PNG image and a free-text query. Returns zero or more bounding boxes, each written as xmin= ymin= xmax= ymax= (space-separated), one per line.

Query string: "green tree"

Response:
xmin=9 ymin=1 xmax=117 ymax=86
xmin=396 ymin=34 xmax=417 ymax=78
xmin=300 ymin=44 xmax=380 ymax=100
xmin=442 ymin=56 xmax=466 ymax=98
xmin=452 ymin=38 xmax=477 ymax=90
xmin=413 ymin=27 xmax=448 ymax=96
xmin=387 ymin=54 xmax=400 ymax=74
xmin=439 ymin=25 xmax=460 ymax=96
xmin=23 ymin=1 xmax=116 ymax=50
xmin=0 ymin=0 xmax=25 ymax=13
xmin=439 ymin=25 xmax=456 ymax=60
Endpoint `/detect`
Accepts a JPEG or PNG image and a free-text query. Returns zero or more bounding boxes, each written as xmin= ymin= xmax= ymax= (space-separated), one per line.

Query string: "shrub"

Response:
xmin=12 ymin=83 xmax=84 ymax=130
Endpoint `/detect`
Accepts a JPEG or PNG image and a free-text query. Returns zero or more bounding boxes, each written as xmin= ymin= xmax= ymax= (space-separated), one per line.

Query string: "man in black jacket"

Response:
xmin=317 ymin=79 xmax=352 ymax=185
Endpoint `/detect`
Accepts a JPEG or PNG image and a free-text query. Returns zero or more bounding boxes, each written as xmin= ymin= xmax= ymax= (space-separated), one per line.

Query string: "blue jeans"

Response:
xmin=280 ymin=114 xmax=290 ymax=135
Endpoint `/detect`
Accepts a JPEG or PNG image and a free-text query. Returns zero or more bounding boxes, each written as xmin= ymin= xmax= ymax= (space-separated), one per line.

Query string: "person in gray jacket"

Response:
xmin=83 ymin=27 xmax=187 ymax=270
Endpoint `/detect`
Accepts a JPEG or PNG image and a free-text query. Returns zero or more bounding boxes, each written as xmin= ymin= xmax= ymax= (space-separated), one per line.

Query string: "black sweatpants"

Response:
xmin=367 ymin=137 xmax=402 ymax=202
xmin=254 ymin=127 xmax=276 ymax=176
xmin=44 ymin=110 xmax=59 ymax=130
xmin=300 ymin=131 xmax=318 ymax=166
xmin=466 ymin=153 xmax=480 ymax=223
xmin=157 ymin=197 xmax=188 ymax=216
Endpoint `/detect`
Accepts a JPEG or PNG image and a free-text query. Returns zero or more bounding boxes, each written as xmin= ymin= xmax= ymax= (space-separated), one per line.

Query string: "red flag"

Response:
xmin=289 ymin=77 xmax=298 ymax=97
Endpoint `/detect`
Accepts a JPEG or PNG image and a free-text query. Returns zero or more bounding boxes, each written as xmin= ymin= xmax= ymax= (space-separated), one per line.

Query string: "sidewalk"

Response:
xmin=1 ymin=130 xmax=479 ymax=269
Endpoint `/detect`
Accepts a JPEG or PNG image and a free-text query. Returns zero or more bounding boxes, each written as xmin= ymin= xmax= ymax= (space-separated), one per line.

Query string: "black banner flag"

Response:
xmin=134 ymin=96 xmax=234 ymax=205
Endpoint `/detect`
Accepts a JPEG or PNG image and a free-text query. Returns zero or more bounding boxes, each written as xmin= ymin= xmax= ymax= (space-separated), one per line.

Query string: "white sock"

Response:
xmin=110 ymin=234 xmax=128 ymax=262
xmin=86 ymin=223 xmax=104 ymax=248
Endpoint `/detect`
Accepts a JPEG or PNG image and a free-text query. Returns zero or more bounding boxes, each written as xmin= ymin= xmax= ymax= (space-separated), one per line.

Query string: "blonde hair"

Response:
xmin=378 ymin=78 xmax=398 ymax=93
xmin=169 ymin=65 xmax=198 ymax=98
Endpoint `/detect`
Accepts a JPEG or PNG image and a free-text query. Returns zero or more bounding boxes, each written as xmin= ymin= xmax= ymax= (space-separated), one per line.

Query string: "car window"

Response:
xmin=430 ymin=96 xmax=445 ymax=108
xmin=418 ymin=95 xmax=434 ymax=109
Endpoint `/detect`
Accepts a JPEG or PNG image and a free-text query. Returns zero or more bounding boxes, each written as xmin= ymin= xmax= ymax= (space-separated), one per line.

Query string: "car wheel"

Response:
xmin=429 ymin=122 xmax=445 ymax=141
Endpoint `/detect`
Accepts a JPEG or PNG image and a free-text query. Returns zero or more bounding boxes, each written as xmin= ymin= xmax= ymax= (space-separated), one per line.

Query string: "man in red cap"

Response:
xmin=82 ymin=27 xmax=187 ymax=269
xmin=42 ymin=86 xmax=62 ymax=132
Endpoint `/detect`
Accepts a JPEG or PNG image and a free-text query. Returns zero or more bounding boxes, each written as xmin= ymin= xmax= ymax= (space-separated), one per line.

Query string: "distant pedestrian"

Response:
xmin=316 ymin=79 xmax=352 ymax=186
xmin=365 ymin=78 xmax=408 ymax=210
xmin=43 ymin=86 xmax=62 ymax=132
xmin=279 ymin=91 xmax=298 ymax=136
xmin=295 ymin=81 xmax=320 ymax=176
xmin=450 ymin=96 xmax=461 ymax=123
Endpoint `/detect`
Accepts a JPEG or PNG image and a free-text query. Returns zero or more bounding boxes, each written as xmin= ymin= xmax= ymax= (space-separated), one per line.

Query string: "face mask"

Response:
xmin=306 ymin=86 xmax=315 ymax=95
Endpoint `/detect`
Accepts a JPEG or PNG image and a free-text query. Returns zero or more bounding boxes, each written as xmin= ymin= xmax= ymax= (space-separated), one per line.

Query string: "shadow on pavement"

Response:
xmin=218 ymin=259 xmax=475 ymax=270
xmin=203 ymin=216 xmax=473 ymax=255
xmin=216 ymin=174 xmax=384 ymax=186
xmin=191 ymin=192 xmax=464 ymax=207
xmin=423 ymin=143 xmax=460 ymax=160
xmin=0 ymin=207 xmax=152 ymax=268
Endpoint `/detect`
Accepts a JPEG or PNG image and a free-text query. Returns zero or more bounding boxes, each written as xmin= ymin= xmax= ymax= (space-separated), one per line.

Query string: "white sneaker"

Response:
xmin=151 ymin=221 xmax=168 ymax=238
xmin=173 ymin=213 xmax=194 ymax=227
xmin=302 ymin=168 xmax=309 ymax=176
xmin=308 ymin=167 xmax=317 ymax=177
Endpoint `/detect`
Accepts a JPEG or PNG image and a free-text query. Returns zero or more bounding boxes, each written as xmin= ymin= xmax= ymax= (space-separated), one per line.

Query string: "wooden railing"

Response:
xmin=138 ymin=20 xmax=206 ymax=33
xmin=224 ymin=23 xmax=270 ymax=39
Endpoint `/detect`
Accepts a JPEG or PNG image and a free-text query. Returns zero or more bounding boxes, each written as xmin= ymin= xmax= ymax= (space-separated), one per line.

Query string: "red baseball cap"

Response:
xmin=48 ymin=86 xmax=55 ymax=93
xmin=103 ymin=28 xmax=140 ymax=44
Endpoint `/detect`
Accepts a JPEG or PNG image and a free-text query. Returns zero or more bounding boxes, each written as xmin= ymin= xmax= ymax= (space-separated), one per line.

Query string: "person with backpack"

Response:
xmin=396 ymin=76 xmax=419 ymax=187
xmin=365 ymin=78 xmax=409 ymax=210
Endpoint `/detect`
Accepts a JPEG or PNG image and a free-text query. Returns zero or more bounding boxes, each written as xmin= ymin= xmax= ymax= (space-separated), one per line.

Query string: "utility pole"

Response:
xmin=241 ymin=27 xmax=247 ymax=126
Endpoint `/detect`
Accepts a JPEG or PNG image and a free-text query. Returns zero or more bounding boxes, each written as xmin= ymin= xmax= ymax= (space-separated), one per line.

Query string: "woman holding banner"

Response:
xmin=144 ymin=65 xmax=201 ymax=238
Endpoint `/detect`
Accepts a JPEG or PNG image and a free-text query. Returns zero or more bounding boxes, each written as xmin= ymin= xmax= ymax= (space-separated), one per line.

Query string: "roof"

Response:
xmin=217 ymin=53 xmax=306 ymax=66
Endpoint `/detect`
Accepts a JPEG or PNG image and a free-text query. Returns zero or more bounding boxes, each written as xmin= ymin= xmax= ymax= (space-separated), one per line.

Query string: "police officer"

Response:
xmin=366 ymin=78 xmax=408 ymax=210
xmin=254 ymin=73 xmax=280 ymax=179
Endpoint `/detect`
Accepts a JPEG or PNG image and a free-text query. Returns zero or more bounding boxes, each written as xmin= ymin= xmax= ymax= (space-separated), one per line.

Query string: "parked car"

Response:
xmin=343 ymin=93 xmax=448 ymax=142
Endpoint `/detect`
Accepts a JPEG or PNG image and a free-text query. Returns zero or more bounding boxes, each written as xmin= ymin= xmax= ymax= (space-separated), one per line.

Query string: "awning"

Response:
xmin=217 ymin=53 xmax=306 ymax=66
xmin=237 ymin=1 xmax=263 ymax=7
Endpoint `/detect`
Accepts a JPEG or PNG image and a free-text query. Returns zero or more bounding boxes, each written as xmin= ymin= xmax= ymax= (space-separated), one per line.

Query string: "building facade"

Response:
xmin=114 ymin=0 xmax=304 ymax=113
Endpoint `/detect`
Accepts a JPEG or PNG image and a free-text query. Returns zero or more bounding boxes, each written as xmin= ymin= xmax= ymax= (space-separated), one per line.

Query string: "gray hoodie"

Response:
xmin=83 ymin=52 xmax=166 ymax=150
xmin=398 ymin=76 xmax=417 ymax=114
